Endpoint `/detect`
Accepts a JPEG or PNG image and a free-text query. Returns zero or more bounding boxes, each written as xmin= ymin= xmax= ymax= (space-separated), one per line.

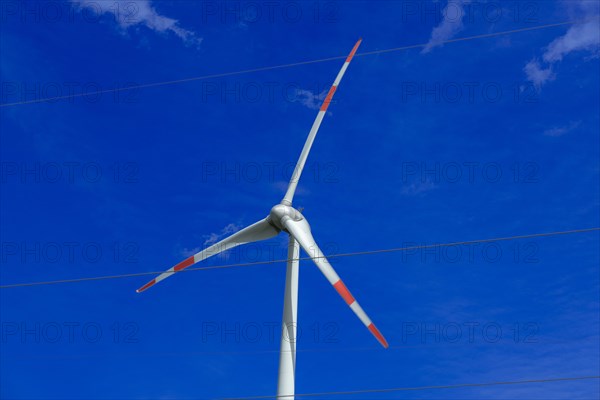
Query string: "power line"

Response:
xmin=218 ymin=376 xmax=600 ymax=399
xmin=1 ymin=18 xmax=595 ymax=108
xmin=1 ymin=227 xmax=598 ymax=289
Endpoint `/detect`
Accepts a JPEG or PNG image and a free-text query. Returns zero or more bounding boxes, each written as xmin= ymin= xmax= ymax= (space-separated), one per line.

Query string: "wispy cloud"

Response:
xmin=422 ymin=0 xmax=470 ymax=54
xmin=180 ymin=246 xmax=201 ymax=258
xmin=293 ymin=88 xmax=328 ymax=110
xmin=401 ymin=179 xmax=437 ymax=196
xmin=202 ymin=223 xmax=242 ymax=246
xmin=524 ymin=1 xmax=599 ymax=88
xmin=524 ymin=59 xmax=556 ymax=89
xmin=543 ymin=18 xmax=600 ymax=63
xmin=179 ymin=223 xmax=242 ymax=258
xmin=544 ymin=121 xmax=581 ymax=137
xmin=71 ymin=0 xmax=202 ymax=46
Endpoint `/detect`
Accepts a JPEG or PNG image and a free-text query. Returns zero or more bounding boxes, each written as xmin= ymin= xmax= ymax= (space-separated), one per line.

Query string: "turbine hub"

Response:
xmin=269 ymin=204 xmax=304 ymax=230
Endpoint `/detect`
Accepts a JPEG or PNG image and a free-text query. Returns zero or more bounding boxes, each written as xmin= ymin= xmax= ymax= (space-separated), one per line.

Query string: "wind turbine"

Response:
xmin=136 ymin=39 xmax=388 ymax=398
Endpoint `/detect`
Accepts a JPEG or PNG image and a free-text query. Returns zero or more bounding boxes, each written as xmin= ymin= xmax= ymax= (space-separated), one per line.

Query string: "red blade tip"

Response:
xmin=136 ymin=279 xmax=156 ymax=293
xmin=368 ymin=323 xmax=389 ymax=348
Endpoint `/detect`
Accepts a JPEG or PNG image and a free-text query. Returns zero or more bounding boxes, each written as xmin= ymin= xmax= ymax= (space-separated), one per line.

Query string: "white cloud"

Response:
xmin=180 ymin=246 xmax=201 ymax=258
xmin=71 ymin=0 xmax=202 ymax=46
xmin=543 ymin=120 xmax=581 ymax=137
xmin=523 ymin=59 xmax=555 ymax=89
xmin=179 ymin=222 xmax=242 ymax=258
xmin=543 ymin=20 xmax=600 ymax=63
xmin=293 ymin=88 xmax=327 ymax=110
xmin=524 ymin=1 xmax=599 ymax=88
xmin=422 ymin=0 xmax=470 ymax=54
xmin=203 ymin=223 xmax=241 ymax=246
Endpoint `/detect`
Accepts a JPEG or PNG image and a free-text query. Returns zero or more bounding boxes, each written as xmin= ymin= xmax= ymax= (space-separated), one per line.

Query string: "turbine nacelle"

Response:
xmin=269 ymin=204 xmax=306 ymax=231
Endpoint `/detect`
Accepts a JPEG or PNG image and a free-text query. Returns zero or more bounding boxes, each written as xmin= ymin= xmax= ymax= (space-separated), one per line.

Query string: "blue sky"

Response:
xmin=1 ymin=0 xmax=599 ymax=399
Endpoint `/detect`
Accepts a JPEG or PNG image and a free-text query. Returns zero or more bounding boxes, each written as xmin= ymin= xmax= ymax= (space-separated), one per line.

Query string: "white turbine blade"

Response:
xmin=283 ymin=216 xmax=389 ymax=348
xmin=136 ymin=218 xmax=280 ymax=293
xmin=281 ymin=39 xmax=362 ymax=206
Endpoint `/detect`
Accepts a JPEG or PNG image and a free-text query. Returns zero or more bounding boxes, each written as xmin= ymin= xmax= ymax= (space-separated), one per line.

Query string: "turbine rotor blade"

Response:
xmin=136 ymin=218 xmax=280 ymax=293
xmin=282 ymin=216 xmax=388 ymax=348
xmin=281 ymin=39 xmax=362 ymax=206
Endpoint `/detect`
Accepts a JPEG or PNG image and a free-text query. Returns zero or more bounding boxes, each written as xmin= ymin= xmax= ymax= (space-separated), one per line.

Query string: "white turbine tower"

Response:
xmin=136 ymin=39 xmax=388 ymax=398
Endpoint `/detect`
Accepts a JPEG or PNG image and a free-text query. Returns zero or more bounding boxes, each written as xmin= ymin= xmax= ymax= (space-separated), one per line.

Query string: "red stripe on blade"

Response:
xmin=333 ymin=280 xmax=355 ymax=305
xmin=368 ymin=323 xmax=389 ymax=348
xmin=346 ymin=38 xmax=362 ymax=63
xmin=173 ymin=256 xmax=195 ymax=272
xmin=136 ymin=279 xmax=156 ymax=293
xmin=320 ymin=85 xmax=337 ymax=112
